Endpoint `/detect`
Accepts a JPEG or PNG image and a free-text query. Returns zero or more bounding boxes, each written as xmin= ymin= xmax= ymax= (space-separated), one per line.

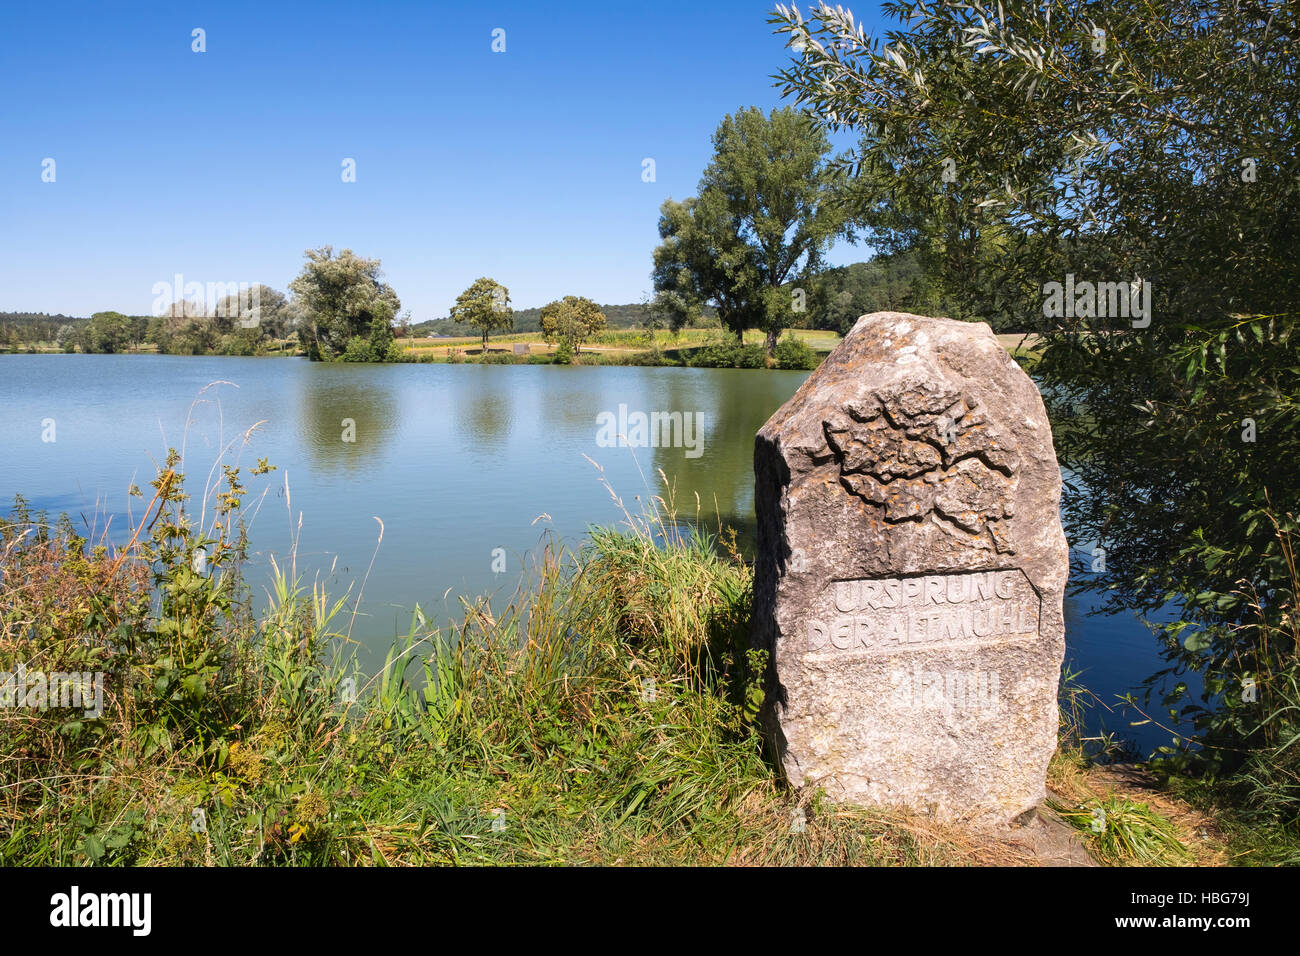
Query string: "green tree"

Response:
xmin=818 ymin=252 xmax=926 ymax=334
xmin=367 ymin=302 xmax=397 ymax=359
xmin=213 ymin=284 xmax=289 ymax=342
xmin=539 ymin=295 xmax=607 ymax=354
xmin=84 ymin=311 xmax=133 ymax=353
xmin=773 ymin=6 xmax=1040 ymax=328
xmin=772 ymin=2 xmax=1300 ymax=785
xmin=651 ymin=106 xmax=851 ymax=357
xmin=55 ymin=324 xmax=81 ymax=352
xmin=147 ymin=299 xmax=217 ymax=355
xmin=127 ymin=315 xmax=149 ymax=346
xmin=449 ymin=277 xmax=513 ymax=354
xmin=281 ymin=297 xmax=309 ymax=353
xmin=289 ymin=247 xmax=401 ymax=361
xmin=170 ymin=318 xmax=219 ymax=355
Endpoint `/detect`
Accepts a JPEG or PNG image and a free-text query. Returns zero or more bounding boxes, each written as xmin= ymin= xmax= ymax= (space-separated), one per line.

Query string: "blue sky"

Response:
xmin=0 ymin=0 xmax=888 ymax=318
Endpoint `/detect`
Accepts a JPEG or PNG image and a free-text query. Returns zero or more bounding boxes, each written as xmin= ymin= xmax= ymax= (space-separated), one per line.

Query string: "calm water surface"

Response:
xmin=0 ymin=354 xmax=1184 ymax=755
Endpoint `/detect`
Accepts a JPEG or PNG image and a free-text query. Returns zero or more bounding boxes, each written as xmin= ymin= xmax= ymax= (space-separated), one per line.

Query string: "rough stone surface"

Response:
xmin=750 ymin=312 xmax=1068 ymax=828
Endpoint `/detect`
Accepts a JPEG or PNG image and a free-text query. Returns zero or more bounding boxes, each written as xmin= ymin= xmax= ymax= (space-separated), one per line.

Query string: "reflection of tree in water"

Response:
xmin=295 ymin=367 xmax=400 ymax=474
xmin=651 ymin=370 xmax=808 ymax=554
xmin=536 ymin=373 xmax=606 ymax=434
xmin=451 ymin=370 xmax=515 ymax=454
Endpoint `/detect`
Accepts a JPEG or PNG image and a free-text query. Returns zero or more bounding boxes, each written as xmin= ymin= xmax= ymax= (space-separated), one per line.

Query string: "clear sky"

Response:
xmin=0 ymin=0 xmax=887 ymax=319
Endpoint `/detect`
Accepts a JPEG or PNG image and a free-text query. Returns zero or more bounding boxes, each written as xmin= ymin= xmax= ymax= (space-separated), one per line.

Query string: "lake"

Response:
xmin=0 ymin=353 xmax=1185 ymax=756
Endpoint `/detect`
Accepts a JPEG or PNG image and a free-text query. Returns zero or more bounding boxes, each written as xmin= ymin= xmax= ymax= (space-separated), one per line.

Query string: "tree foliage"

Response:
xmin=449 ymin=277 xmax=513 ymax=353
xmin=539 ymin=295 xmax=607 ymax=354
xmin=0 ymin=312 xmax=85 ymax=349
xmin=142 ymin=285 xmax=292 ymax=356
xmin=289 ymin=247 xmax=401 ymax=361
xmin=814 ymin=251 xmax=928 ymax=333
xmin=651 ymin=106 xmax=851 ymax=355
xmin=84 ymin=311 xmax=135 ymax=353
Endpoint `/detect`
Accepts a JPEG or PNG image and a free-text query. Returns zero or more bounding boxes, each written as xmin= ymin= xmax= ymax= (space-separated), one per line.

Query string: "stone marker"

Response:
xmin=750 ymin=312 xmax=1067 ymax=827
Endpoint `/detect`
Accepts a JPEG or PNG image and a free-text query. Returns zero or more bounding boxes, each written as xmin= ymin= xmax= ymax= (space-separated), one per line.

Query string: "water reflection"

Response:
xmin=649 ymin=370 xmax=804 ymax=548
xmin=535 ymin=368 xmax=608 ymax=434
xmin=295 ymin=366 xmax=400 ymax=474
xmin=451 ymin=371 xmax=515 ymax=454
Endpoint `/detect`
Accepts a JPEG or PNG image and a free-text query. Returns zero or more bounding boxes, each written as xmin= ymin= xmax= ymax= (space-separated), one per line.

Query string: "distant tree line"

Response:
xmin=4 ymin=250 xmax=947 ymax=357
xmin=800 ymin=251 xmax=935 ymax=335
xmin=0 ymin=312 xmax=86 ymax=347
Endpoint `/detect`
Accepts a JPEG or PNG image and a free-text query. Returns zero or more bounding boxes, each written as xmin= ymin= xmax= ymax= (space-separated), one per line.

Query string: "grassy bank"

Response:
xmin=0 ymin=455 xmax=1279 ymax=866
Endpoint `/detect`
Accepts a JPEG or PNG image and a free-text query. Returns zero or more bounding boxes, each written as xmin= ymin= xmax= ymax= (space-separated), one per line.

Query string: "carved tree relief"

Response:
xmin=821 ymin=383 xmax=1021 ymax=553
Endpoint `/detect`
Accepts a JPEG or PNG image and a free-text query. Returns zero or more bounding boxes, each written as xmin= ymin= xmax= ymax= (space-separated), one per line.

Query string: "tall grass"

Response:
xmin=1049 ymin=795 xmax=1193 ymax=866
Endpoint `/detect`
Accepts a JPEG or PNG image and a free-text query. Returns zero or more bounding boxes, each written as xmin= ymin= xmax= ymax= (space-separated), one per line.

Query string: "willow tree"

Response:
xmin=290 ymin=247 xmax=401 ymax=361
xmin=771 ymin=1 xmax=1300 ymax=790
xmin=652 ymin=106 xmax=851 ymax=357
